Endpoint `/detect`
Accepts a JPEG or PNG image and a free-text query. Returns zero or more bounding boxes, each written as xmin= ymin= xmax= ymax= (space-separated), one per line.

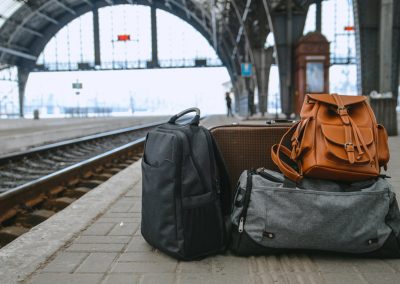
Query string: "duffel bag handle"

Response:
xmin=168 ymin=107 xmax=200 ymax=126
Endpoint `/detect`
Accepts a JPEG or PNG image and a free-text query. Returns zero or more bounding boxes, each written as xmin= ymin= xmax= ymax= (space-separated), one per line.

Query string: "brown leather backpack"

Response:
xmin=271 ymin=94 xmax=390 ymax=182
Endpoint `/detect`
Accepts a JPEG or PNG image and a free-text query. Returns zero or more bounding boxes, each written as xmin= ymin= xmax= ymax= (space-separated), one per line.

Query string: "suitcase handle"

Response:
xmin=266 ymin=119 xmax=297 ymax=124
xmin=168 ymin=107 xmax=200 ymax=126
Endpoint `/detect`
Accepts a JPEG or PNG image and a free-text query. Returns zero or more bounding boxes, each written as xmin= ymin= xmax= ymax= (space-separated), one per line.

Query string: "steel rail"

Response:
xmin=0 ymin=137 xmax=145 ymax=221
xmin=0 ymin=120 xmax=166 ymax=165
xmin=0 ymin=115 xmax=202 ymax=222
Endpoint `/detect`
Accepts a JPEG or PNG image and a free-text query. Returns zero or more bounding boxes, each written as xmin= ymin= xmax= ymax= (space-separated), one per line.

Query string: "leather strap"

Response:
xmin=332 ymin=94 xmax=355 ymax=163
xmin=271 ymin=122 xmax=303 ymax=183
xmin=290 ymin=117 xmax=310 ymax=160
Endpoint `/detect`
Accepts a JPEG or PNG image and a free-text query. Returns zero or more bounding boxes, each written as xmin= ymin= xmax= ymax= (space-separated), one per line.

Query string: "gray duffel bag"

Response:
xmin=231 ymin=169 xmax=400 ymax=258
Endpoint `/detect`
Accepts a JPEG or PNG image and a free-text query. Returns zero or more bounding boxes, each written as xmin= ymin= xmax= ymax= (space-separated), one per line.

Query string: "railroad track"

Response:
xmin=0 ymin=117 xmax=196 ymax=248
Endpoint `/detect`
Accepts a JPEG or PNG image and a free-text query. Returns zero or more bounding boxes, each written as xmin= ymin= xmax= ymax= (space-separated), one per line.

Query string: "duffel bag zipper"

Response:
xmin=237 ymin=170 xmax=254 ymax=234
xmin=238 ymin=217 xmax=244 ymax=233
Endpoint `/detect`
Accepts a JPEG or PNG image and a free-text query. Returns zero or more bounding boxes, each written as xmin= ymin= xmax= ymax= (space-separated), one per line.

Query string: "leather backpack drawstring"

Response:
xmin=348 ymin=116 xmax=373 ymax=164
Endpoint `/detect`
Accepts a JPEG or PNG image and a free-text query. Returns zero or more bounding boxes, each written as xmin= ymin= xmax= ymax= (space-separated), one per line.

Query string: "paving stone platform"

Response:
xmin=0 ymin=115 xmax=399 ymax=284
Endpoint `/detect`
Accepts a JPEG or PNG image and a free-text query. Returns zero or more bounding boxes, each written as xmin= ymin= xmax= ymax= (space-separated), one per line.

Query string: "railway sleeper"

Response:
xmin=94 ymin=166 xmax=104 ymax=173
xmin=82 ymin=171 xmax=93 ymax=179
xmin=24 ymin=193 xmax=46 ymax=209
xmin=64 ymin=187 xmax=91 ymax=198
xmin=67 ymin=178 xmax=80 ymax=188
xmin=0 ymin=226 xmax=30 ymax=247
xmin=107 ymin=168 xmax=125 ymax=175
xmin=18 ymin=209 xmax=56 ymax=228
xmin=118 ymin=163 xmax=133 ymax=168
xmin=0 ymin=208 xmax=18 ymax=224
xmin=78 ymin=180 xmax=103 ymax=189
xmin=44 ymin=197 xmax=76 ymax=212
xmin=47 ymin=186 xmax=66 ymax=198
xmin=91 ymin=173 xmax=113 ymax=181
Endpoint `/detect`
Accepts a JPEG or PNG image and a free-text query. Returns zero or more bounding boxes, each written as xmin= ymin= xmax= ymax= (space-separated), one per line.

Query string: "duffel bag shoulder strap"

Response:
xmin=271 ymin=122 xmax=303 ymax=183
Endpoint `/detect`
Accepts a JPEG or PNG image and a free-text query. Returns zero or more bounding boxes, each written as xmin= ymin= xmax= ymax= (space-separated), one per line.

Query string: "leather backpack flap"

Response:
xmin=320 ymin=124 xmax=376 ymax=164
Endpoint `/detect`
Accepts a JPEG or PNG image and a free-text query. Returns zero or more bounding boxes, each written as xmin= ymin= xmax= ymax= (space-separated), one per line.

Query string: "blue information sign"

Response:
xmin=241 ymin=63 xmax=252 ymax=77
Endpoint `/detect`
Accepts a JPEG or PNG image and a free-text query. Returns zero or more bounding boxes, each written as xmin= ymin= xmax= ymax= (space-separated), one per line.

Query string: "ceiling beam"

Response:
xmin=0 ymin=46 xmax=37 ymax=61
xmin=35 ymin=11 xmax=59 ymax=25
xmin=231 ymin=0 xmax=252 ymax=59
xmin=82 ymin=0 xmax=94 ymax=7
xmin=210 ymin=0 xmax=217 ymax=50
xmin=54 ymin=0 xmax=77 ymax=15
xmin=181 ymin=0 xmax=191 ymax=19
xmin=0 ymin=15 xmax=43 ymax=37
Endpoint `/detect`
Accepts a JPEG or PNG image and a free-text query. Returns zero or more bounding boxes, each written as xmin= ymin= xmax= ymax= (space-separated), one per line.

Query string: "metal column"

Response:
xmin=379 ymin=0 xmax=393 ymax=92
xmin=263 ymin=0 xmax=309 ymax=117
xmin=316 ymin=0 xmax=322 ymax=33
xmin=354 ymin=0 xmax=398 ymax=135
xmin=93 ymin=7 xmax=101 ymax=66
xmin=151 ymin=4 xmax=159 ymax=67
xmin=17 ymin=66 xmax=30 ymax=118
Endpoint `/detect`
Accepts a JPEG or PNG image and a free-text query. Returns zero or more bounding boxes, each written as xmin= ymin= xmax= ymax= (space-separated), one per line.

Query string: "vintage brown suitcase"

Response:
xmin=210 ymin=121 xmax=294 ymax=193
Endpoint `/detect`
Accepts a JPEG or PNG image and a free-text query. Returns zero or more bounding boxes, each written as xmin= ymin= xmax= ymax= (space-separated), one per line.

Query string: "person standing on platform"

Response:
xmin=225 ymin=92 xmax=233 ymax=117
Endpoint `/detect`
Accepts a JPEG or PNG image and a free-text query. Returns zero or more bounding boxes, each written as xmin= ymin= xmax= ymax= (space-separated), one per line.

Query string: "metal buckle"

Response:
xmin=344 ymin=143 xmax=354 ymax=152
xmin=337 ymin=106 xmax=348 ymax=116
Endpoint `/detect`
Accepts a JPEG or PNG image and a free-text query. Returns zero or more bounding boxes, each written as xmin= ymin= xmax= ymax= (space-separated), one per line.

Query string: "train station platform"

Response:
xmin=0 ymin=115 xmax=400 ymax=284
xmin=0 ymin=116 xmax=168 ymax=156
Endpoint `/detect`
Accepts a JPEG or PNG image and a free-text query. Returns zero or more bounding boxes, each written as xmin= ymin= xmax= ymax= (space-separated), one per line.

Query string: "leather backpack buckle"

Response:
xmin=337 ymin=106 xmax=348 ymax=116
xmin=345 ymin=143 xmax=355 ymax=152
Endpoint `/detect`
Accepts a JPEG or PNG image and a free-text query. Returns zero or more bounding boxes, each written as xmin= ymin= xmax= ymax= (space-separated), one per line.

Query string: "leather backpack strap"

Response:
xmin=271 ymin=122 xmax=303 ymax=183
xmin=332 ymin=94 xmax=356 ymax=163
xmin=332 ymin=94 xmax=373 ymax=165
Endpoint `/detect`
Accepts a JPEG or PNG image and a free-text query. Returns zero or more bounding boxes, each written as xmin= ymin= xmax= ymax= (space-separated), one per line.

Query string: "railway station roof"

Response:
xmin=0 ymin=0 xmax=315 ymax=78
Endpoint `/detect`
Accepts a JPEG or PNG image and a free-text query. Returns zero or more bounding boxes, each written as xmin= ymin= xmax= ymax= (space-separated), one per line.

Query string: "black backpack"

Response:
xmin=141 ymin=108 xmax=231 ymax=260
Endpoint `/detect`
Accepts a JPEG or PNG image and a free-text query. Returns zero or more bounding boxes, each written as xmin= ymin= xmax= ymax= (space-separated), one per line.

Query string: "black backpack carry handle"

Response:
xmin=168 ymin=107 xmax=200 ymax=126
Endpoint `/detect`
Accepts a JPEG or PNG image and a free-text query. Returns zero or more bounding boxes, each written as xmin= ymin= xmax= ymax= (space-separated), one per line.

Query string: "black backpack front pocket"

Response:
xmin=182 ymin=192 xmax=224 ymax=258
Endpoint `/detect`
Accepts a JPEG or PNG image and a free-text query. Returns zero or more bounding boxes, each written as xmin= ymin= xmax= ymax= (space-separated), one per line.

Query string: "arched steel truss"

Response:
xmin=0 ymin=0 xmax=315 ymax=117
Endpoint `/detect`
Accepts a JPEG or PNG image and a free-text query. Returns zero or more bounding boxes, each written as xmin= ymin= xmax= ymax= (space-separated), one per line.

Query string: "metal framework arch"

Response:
xmin=0 ymin=1 xmax=241 ymax=80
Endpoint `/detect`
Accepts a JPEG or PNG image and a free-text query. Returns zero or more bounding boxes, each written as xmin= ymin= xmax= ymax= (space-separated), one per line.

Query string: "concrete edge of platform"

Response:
xmin=0 ymin=161 xmax=142 ymax=284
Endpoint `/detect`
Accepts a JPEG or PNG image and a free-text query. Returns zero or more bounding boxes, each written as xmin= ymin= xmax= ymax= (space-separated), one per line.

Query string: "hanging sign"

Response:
xmin=72 ymin=82 xmax=82 ymax=89
xmin=241 ymin=63 xmax=252 ymax=77
xmin=117 ymin=34 xmax=131 ymax=41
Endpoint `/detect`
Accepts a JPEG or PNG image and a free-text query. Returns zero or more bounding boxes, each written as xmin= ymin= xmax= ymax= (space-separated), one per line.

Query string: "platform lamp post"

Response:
xmin=72 ymin=80 xmax=83 ymax=117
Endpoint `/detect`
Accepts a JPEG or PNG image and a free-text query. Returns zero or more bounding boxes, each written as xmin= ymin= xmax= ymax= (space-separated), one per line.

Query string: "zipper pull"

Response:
xmin=238 ymin=217 xmax=244 ymax=233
